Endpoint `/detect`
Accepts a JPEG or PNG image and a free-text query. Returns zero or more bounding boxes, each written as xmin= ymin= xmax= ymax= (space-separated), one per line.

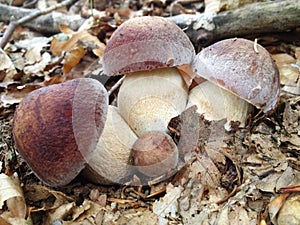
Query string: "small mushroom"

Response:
xmin=12 ymin=78 xmax=108 ymax=187
xmin=189 ymin=38 xmax=280 ymax=129
xmin=82 ymin=105 xmax=138 ymax=185
xmin=102 ymin=16 xmax=195 ymax=136
xmin=131 ymin=131 xmax=178 ymax=178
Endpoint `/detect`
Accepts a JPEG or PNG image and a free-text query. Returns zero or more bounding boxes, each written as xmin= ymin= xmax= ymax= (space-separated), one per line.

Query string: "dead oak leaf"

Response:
xmin=51 ymin=24 xmax=105 ymax=58
xmin=0 ymin=173 xmax=29 ymax=224
xmin=277 ymin=194 xmax=300 ymax=225
xmin=50 ymin=25 xmax=105 ymax=75
xmin=153 ymin=183 xmax=183 ymax=223
xmin=62 ymin=45 xmax=87 ymax=74
xmin=0 ymin=48 xmax=17 ymax=82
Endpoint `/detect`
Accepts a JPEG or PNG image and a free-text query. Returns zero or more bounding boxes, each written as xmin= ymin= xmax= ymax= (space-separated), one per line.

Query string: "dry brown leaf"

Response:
xmin=62 ymin=45 xmax=87 ymax=74
xmin=43 ymin=75 xmax=64 ymax=86
xmin=177 ymin=64 xmax=196 ymax=87
xmin=45 ymin=202 xmax=76 ymax=224
xmin=59 ymin=24 xmax=76 ymax=35
xmin=24 ymin=185 xmax=74 ymax=211
xmin=15 ymin=37 xmax=50 ymax=50
xmin=204 ymin=0 xmax=221 ymax=13
xmin=192 ymin=155 xmax=222 ymax=187
xmin=277 ymin=195 xmax=300 ymax=225
xmin=50 ymin=25 xmax=105 ymax=58
xmin=228 ymin=205 xmax=252 ymax=225
xmin=0 ymin=84 xmax=41 ymax=107
xmin=0 ymin=48 xmax=17 ymax=82
xmin=153 ymin=183 xmax=183 ymax=224
xmin=276 ymin=167 xmax=300 ymax=192
xmin=24 ymin=45 xmax=44 ymax=65
xmin=268 ymin=193 xmax=289 ymax=225
xmin=23 ymin=52 xmax=52 ymax=76
xmin=272 ymin=53 xmax=300 ymax=94
xmin=281 ymin=97 xmax=300 ymax=149
xmin=45 ymin=199 xmax=105 ymax=225
xmin=282 ymin=96 xmax=300 ymax=134
xmin=176 ymin=105 xmax=201 ymax=162
xmin=50 ymin=25 xmax=105 ymax=74
xmin=0 ymin=174 xmax=24 ymax=209
xmin=205 ymin=120 xmax=227 ymax=164
xmin=104 ymin=208 xmax=157 ymax=225
xmin=0 ymin=173 xmax=29 ymax=224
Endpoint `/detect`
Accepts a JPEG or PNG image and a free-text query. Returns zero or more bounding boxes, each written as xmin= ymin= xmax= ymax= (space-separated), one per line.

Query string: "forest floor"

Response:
xmin=0 ymin=0 xmax=299 ymax=224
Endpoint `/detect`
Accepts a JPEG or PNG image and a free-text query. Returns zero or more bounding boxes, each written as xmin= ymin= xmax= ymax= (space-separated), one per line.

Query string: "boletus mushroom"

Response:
xmin=82 ymin=105 xmax=137 ymax=185
xmin=188 ymin=38 xmax=280 ymax=130
xmin=13 ymin=78 xmax=108 ymax=187
xmin=102 ymin=16 xmax=195 ymax=136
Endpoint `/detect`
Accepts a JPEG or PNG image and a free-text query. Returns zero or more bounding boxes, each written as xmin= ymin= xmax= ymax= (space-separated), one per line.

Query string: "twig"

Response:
xmin=168 ymin=0 xmax=300 ymax=47
xmin=0 ymin=0 xmax=299 ymax=48
xmin=0 ymin=0 xmax=77 ymax=49
xmin=107 ymin=76 xmax=125 ymax=96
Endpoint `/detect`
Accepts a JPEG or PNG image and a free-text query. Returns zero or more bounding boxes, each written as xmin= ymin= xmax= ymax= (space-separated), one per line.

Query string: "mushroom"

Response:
xmin=82 ymin=105 xmax=138 ymax=185
xmin=102 ymin=16 xmax=195 ymax=136
xmin=188 ymin=38 xmax=280 ymax=129
xmin=102 ymin=16 xmax=195 ymax=77
xmin=131 ymin=131 xmax=178 ymax=178
xmin=12 ymin=78 xmax=108 ymax=187
xmin=118 ymin=67 xmax=188 ymax=136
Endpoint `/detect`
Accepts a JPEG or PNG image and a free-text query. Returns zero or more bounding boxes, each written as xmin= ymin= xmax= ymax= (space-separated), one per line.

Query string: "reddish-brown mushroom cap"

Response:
xmin=13 ymin=78 xmax=108 ymax=187
xmin=131 ymin=131 xmax=178 ymax=178
xmin=103 ymin=16 xmax=195 ymax=76
xmin=191 ymin=38 xmax=280 ymax=112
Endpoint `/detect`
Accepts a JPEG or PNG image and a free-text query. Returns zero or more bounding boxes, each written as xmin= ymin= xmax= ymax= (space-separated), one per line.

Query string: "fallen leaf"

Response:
xmin=272 ymin=53 xmax=300 ymax=95
xmin=277 ymin=195 xmax=300 ymax=225
xmin=24 ymin=45 xmax=44 ymax=65
xmin=23 ymin=52 xmax=52 ymax=76
xmin=268 ymin=194 xmax=289 ymax=223
xmin=0 ymin=48 xmax=17 ymax=82
xmin=24 ymin=185 xmax=74 ymax=210
xmin=205 ymin=0 xmax=221 ymax=13
xmin=276 ymin=166 xmax=300 ymax=192
xmin=50 ymin=25 xmax=105 ymax=58
xmin=0 ymin=84 xmax=41 ymax=107
xmin=114 ymin=209 xmax=158 ymax=225
xmin=0 ymin=174 xmax=23 ymax=209
xmin=153 ymin=184 xmax=183 ymax=223
xmin=62 ymin=45 xmax=87 ymax=74
xmin=0 ymin=173 xmax=29 ymax=224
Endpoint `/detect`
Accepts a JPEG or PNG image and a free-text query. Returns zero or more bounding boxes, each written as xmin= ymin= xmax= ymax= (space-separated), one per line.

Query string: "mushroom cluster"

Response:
xmin=12 ymin=16 xmax=280 ymax=187
xmin=85 ymin=16 xmax=195 ymax=184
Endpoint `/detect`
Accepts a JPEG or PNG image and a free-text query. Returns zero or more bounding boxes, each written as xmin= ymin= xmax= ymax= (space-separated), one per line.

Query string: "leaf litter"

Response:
xmin=0 ymin=0 xmax=300 ymax=224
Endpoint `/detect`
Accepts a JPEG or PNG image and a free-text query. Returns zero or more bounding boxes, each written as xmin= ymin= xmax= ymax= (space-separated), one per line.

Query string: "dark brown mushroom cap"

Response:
xmin=12 ymin=78 xmax=108 ymax=187
xmin=191 ymin=38 xmax=280 ymax=112
xmin=103 ymin=16 xmax=195 ymax=76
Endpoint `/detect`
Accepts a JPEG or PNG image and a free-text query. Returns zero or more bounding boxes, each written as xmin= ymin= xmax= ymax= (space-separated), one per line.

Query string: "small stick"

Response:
xmin=107 ymin=76 xmax=125 ymax=97
xmin=0 ymin=0 xmax=77 ymax=49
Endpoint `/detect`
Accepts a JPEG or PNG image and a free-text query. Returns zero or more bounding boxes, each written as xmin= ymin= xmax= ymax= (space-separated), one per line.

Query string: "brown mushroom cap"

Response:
xmin=191 ymin=38 xmax=280 ymax=112
xmin=103 ymin=16 xmax=195 ymax=76
xmin=132 ymin=131 xmax=178 ymax=178
xmin=13 ymin=78 xmax=108 ymax=187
